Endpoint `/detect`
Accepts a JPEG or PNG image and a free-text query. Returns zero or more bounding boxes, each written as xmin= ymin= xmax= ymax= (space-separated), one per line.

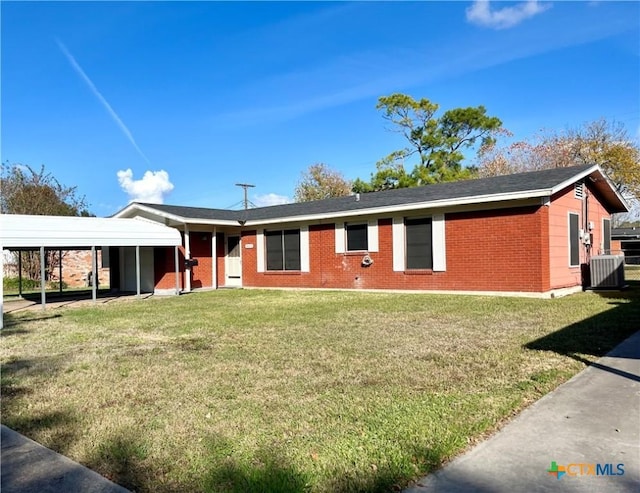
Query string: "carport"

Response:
xmin=1 ymin=214 xmax=182 ymax=328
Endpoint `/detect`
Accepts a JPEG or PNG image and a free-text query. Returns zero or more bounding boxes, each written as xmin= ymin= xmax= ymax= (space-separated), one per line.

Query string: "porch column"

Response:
xmin=211 ymin=227 xmax=217 ymax=289
xmin=174 ymin=246 xmax=180 ymax=295
xmin=184 ymin=224 xmax=191 ymax=292
xmin=135 ymin=245 xmax=141 ymax=298
xmin=91 ymin=246 xmax=97 ymax=303
xmin=40 ymin=246 xmax=46 ymax=310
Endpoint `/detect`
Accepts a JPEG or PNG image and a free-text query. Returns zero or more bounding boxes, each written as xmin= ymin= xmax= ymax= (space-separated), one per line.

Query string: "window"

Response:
xmin=346 ymin=223 xmax=368 ymax=251
xmin=569 ymin=213 xmax=580 ymax=267
xmin=603 ymin=218 xmax=611 ymax=254
xmin=265 ymin=229 xmax=301 ymax=270
xmin=405 ymin=217 xmax=433 ymax=269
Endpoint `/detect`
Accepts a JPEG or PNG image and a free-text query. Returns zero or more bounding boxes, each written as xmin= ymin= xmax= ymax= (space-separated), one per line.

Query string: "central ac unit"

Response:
xmin=590 ymin=255 xmax=625 ymax=289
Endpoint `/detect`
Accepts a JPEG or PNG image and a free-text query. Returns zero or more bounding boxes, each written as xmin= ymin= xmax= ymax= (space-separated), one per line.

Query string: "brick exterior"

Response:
xmin=148 ymin=186 xmax=615 ymax=294
xmin=154 ymin=246 xmax=185 ymax=291
xmin=3 ymin=249 xmax=110 ymax=288
xmin=240 ymin=206 xmax=550 ymax=293
xmin=53 ymin=250 xmax=110 ymax=288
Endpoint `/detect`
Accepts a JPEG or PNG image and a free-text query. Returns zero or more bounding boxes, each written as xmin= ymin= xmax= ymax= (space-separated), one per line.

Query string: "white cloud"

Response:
xmin=56 ymin=39 xmax=150 ymax=163
xmin=466 ymin=0 xmax=551 ymax=30
xmin=253 ymin=193 xmax=291 ymax=207
xmin=117 ymin=169 xmax=174 ymax=204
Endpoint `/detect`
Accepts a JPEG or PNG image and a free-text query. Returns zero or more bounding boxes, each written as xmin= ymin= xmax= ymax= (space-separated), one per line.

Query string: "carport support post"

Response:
xmin=40 ymin=246 xmax=46 ymax=310
xmin=18 ymin=253 xmax=22 ymax=297
xmin=136 ymin=245 xmax=141 ymax=298
xmin=1 ymin=247 xmax=4 ymax=329
xmin=59 ymin=249 xmax=63 ymax=295
xmin=91 ymin=246 xmax=97 ymax=303
xmin=174 ymin=246 xmax=180 ymax=295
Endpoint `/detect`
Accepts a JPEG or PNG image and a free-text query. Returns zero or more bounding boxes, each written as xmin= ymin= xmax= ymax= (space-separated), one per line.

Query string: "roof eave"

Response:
xmin=243 ymin=189 xmax=551 ymax=226
xmin=551 ymin=164 xmax=629 ymax=213
xmin=113 ymin=203 xmax=240 ymax=227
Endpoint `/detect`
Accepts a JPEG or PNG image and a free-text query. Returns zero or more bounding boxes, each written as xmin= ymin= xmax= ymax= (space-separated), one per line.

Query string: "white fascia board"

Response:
xmin=592 ymin=166 xmax=630 ymax=211
xmin=550 ymin=165 xmax=629 ymax=212
xmin=549 ymin=165 xmax=598 ymax=196
xmin=113 ymin=203 xmax=186 ymax=223
xmin=243 ymin=189 xmax=551 ymax=227
xmin=113 ymin=203 xmax=240 ymax=227
xmin=181 ymin=218 xmax=241 ymax=227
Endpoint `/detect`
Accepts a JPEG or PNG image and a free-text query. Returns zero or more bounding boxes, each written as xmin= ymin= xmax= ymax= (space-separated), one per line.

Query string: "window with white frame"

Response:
xmin=265 ymin=229 xmax=301 ymax=270
xmin=345 ymin=223 xmax=368 ymax=251
xmin=405 ymin=218 xmax=433 ymax=269
xmin=392 ymin=214 xmax=446 ymax=272
xmin=335 ymin=220 xmax=378 ymax=253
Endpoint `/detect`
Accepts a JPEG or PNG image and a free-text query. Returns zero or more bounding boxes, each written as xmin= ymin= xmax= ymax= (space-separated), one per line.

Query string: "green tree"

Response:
xmin=1 ymin=162 xmax=92 ymax=281
xmin=294 ymin=163 xmax=352 ymax=202
xmin=1 ymin=162 xmax=91 ymax=215
xmin=353 ymin=94 xmax=503 ymax=192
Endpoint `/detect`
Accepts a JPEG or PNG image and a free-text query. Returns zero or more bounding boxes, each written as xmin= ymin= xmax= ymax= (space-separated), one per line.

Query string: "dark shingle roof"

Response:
xmin=135 ymin=204 xmax=241 ymax=221
xmin=136 ymin=165 xmax=595 ymax=223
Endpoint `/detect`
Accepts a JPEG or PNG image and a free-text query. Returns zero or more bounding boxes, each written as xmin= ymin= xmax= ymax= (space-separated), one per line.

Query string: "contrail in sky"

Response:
xmin=56 ymin=38 xmax=150 ymax=164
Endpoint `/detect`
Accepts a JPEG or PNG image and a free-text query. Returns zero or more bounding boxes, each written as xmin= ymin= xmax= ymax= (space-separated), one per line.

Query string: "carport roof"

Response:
xmin=0 ymin=214 xmax=182 ymax=249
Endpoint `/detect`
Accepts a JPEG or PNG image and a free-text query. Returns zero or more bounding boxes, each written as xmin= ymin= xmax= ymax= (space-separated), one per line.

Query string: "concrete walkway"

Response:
xmin=1 ymin=426 xmax=130 ymax=493
xmin=407 ymin=330 xmax=640 ymax=493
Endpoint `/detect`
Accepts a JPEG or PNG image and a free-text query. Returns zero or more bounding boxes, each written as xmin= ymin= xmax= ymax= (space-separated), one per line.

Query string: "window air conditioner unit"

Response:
xmin=590 ymin=255 xmax=625 ymax=289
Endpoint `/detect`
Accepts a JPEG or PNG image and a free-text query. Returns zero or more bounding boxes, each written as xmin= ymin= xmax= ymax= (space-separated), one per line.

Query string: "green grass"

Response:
xmin=2 ymin=285 xmax=639 ymax=492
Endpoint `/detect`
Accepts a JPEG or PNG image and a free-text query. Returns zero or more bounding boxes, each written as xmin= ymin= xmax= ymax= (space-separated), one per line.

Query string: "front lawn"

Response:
xmin=1 ymin=287 xmax=638 ymax=492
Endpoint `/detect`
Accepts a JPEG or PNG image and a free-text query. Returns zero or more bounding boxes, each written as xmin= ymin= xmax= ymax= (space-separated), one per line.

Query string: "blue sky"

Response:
xmin=2 ymin=1 xmax=638 ymax=216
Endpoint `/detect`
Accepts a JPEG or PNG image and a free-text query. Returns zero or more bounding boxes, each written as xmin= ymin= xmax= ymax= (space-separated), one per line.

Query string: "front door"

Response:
xmin=225 ymin=236 xmax=242 ymax=287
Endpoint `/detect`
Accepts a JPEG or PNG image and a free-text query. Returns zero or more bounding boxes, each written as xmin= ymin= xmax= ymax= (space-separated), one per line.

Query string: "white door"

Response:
xmin=225 ymin=236 xmax=242 ymax=287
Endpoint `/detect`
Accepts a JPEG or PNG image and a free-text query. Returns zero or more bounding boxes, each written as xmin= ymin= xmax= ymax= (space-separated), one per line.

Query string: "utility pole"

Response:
xmin=235 ymin=183 xmax=255 ymax=210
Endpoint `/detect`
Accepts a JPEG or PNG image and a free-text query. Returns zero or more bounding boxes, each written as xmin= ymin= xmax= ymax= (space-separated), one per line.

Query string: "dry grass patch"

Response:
xmin=2 ymin=286 xmax=639 ymax=492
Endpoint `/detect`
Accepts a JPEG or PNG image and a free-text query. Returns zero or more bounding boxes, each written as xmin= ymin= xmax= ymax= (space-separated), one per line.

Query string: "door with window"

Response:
xmin=225 ymin=236 xmax=242 ymax=287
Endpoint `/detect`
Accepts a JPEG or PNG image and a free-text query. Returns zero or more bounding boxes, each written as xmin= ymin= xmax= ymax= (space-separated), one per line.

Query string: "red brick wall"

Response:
xmin=54 ymin=250 xmax=110 ymax=288
xmin=154 ymin=246 xmax=185 ymax=290
xmin=241 ymin=205 xmax=550 ymax=292
xmin=190 ymin=232 xmax=213 ymax=289
xmin=216 ymin=233 xmax=226 ymax=287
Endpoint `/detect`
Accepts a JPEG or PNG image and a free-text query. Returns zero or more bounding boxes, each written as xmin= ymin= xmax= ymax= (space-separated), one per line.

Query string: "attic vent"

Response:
xmin=574 ymin=182 xmax=584 ymax=199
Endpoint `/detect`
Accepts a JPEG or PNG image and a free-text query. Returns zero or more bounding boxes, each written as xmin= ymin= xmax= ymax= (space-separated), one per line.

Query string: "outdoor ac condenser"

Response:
xmin=590 ymin=255 xmax=625 ymax=289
